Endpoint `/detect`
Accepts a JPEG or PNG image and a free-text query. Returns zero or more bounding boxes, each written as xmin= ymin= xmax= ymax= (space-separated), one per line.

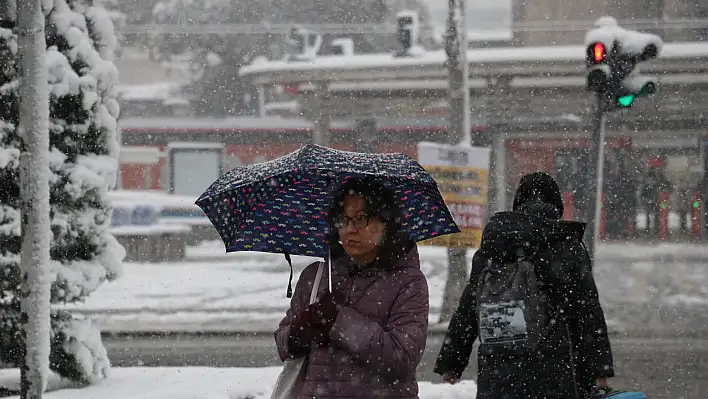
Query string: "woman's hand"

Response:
xmin=317 ymin=290 xmax=346 ymax=329
xmin=288 ymin=290 xmax=345 ymax=349
xmin=289 ymin=303 xmax=329 ymax=348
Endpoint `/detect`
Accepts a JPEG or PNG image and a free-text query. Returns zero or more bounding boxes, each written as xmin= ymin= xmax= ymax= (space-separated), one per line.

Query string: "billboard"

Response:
xmin=418 ymin=141 xmax=491 ymax=248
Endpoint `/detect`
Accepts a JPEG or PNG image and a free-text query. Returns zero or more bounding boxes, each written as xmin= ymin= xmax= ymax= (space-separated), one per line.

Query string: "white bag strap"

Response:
xmin=308 ymin=262 xmax=325 ymax=305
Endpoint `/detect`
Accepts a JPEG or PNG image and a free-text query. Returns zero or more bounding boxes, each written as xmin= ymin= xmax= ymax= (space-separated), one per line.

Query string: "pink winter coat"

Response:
xmin=274 ymin=247 xmax=429 ymax=399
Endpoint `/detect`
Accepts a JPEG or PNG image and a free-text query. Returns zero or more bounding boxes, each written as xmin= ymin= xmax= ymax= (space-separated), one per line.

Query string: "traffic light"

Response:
xmin=584 ymin=17 xmax=663 ymax=112
xmin=588 ymin=42 xmax=607 ymax=64
xmin=285 ymin=26 xmax=322 ymax=62
xmin=331 ymin=37 xmax=355 ymax=56
xmin=616 ymin=95 xmax=634 ymax=107
xmin=613 ymin=74 xmax=657 ymax=108
xmin=585 ymin=40 xmax=613 ymax=92
xmin=394 ymin=10 xmax=421 ymax=57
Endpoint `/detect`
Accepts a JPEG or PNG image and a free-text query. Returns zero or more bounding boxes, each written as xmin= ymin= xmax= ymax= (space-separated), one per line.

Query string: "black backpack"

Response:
xmin=476 ymin=256 xmax=557 ymax=351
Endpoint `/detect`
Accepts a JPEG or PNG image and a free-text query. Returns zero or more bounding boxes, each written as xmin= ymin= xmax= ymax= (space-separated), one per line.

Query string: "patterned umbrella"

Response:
xmin=196 ymin=145 xmax=459 ymax=295
xmin=196 ymin=144 xmax=459 ymax=255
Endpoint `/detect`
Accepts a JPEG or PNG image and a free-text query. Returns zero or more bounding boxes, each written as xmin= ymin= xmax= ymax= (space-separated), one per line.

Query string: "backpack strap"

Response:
xmin=521 ymin=254 xmax=569 ymax=352
xmin=474 ymin=258 xmax=494 ymax=302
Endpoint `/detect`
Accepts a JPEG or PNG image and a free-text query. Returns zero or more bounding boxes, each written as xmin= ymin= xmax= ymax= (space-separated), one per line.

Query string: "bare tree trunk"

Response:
xmin=18 ymin=0 xmax=51 ymax=398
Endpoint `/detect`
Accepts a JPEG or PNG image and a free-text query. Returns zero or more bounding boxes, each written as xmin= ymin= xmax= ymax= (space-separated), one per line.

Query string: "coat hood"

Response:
xmin=513 ymin=172 xmax=564 ymax=219
xmin=479 ymin=211 xmax=585 ymax=262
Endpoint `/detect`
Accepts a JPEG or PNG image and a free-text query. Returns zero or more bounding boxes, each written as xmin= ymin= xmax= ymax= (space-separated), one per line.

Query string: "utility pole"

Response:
xmin=355 ymin=118 xmax=377 ymax=153
xmin=485 ymin=76 xmax=512 ymax=217
xmin=439 ymin=0 xmax=470 ymax=323
xmin=18 ymin=0 xmax=51 ymax=398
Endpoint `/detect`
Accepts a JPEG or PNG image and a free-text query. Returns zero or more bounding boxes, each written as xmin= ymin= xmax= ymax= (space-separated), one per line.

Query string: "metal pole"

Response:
xmin=584 ymin=93 xmax=606 ymax=265
xmin=490 ymin=131 xmax=507 ymax=213
xmin=257 ymin=85 xmax=266 ymax=118
xmin=486 ymin=78 xmax=510 ymax=217
xmin=458 ymin=7 xmax=470 ymax=146
xmin=355 ymin=118 xmax=377 ymax=153
xmin=439 ymin=0 xmax=470 ymax=323
xmin=448 ymin=0 xmax=470 ymax=146
xmin=310 ymin=83 xmax=329 ymax=147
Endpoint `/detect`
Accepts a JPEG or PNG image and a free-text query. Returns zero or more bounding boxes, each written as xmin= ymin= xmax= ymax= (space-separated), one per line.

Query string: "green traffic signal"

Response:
xmin=638 ymin=83 xmax=655 ymax=96
xmin=616 ymin=82 xmax=656 ymax=108
xmin=617 ymin=95 xmax=635 ymax=107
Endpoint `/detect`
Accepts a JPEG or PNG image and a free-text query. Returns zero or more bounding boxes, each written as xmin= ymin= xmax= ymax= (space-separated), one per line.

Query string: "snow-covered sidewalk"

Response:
xmin=1 ymin=367 xmax=477 ymax=399
xmin=57 ymin=242 xmax=708 ymax=335
xmin=58 ymin=247 xmax=454 ymax=333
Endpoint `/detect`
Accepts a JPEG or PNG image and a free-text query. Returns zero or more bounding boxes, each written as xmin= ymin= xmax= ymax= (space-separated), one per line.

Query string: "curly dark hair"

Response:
xmin=327 ymin=177 xmax=414 ymax=265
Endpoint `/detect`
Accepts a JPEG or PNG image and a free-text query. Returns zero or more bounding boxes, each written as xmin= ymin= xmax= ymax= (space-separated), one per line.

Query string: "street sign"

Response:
xmin=418 ymin=141 xmax=491 ymax=248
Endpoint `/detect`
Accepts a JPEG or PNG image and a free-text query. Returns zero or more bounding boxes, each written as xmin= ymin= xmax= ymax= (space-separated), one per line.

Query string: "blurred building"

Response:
xmin=517 ymin=0 xmax=708 ymax=45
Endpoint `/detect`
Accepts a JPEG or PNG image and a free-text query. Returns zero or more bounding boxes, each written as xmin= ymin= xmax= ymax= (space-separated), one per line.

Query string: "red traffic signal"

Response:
xmin=587 ymin=42 xmax=607 ymax=64
xmin=593 ymin=43 xmax=605 ymax=61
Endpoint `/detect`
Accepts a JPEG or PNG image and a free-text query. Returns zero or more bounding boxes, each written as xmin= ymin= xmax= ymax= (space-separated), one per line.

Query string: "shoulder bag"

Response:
xmin=270 ymin=262 xmax=324 ymax=399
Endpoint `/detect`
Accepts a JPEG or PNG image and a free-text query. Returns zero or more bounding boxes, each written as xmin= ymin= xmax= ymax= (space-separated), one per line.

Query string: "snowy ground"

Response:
xmin=57 ymin=246 xmax=451 ymax=333
xmin=55 ymin=241 xmax=708 ymax=335
xmin=1 ymin=367 xmax=476 ymax=399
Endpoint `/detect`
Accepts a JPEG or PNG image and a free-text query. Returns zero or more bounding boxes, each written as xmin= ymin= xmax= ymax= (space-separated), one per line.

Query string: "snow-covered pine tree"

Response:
xmin=0 ymin=0 xmax=124 ymax=384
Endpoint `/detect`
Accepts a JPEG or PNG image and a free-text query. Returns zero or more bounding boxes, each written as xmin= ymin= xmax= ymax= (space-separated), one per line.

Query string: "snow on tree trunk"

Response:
xmin=18 ymin=0 xmax=52 ymax=397
xmin=0 ymin=0 xmax=123 ymax=386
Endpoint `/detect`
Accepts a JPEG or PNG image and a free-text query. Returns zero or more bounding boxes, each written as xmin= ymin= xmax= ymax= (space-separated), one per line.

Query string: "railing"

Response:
xmin=119 ymin=18 xmax=708 ymax=35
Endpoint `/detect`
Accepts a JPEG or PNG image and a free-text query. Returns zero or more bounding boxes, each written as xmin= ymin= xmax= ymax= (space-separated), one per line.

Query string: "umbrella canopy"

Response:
xmin=196 ymin=144 xmax=460 ymax=258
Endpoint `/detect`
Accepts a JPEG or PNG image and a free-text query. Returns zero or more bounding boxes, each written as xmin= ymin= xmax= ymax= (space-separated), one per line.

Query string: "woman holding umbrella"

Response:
xmin=274 ymin=177 xmax=429 ymax=399
xmin=196 ymin=145 xmax=460 ymax=398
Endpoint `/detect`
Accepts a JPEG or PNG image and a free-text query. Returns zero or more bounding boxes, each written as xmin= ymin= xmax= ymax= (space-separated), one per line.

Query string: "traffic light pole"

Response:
xmin=584 ymin=92 xmax=607 ymax=265
xmin=583 ymin=19 xmax=662 ymax=264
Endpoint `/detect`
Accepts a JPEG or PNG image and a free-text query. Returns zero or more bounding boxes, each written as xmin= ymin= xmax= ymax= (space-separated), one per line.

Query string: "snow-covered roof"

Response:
xmin=116 ymin=115 xmax=488 ymax=134
xmin=107 ymin=190 xmax=199 ymax=209
xmin=116 ymin=83 xmax=182 ymax=101
xmin=240 ymin=42 xmax=708 ymax=83
xmin=119 ymin=146 xmax=163 ymax=164
xmin=167 ymin=142 xmax=225 ymax=150
xmin=302 ymin=73 xmax=708 ymax=91
xmin=119 ymin=116 xmax=314 ymax=131
xmin=264 ymin=100 xmax=299 ymax=112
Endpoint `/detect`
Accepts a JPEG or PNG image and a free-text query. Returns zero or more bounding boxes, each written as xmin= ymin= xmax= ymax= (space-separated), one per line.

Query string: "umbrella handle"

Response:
xmin=327 ymin=250 xmax=333 ymax=292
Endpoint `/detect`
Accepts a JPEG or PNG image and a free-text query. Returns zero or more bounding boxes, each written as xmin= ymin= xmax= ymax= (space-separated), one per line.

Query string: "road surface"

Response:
xmin=104 ymin=334 xmax=708 ymax=399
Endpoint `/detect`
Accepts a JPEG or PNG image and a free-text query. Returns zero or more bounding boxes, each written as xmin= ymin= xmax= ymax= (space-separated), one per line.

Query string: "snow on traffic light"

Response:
xmin=584 ymin=16 xmax=663 ymax=111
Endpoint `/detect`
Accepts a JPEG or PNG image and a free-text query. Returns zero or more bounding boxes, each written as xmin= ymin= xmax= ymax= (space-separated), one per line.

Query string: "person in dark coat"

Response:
xmin=434 ymin=172 xmax=615 ymax=399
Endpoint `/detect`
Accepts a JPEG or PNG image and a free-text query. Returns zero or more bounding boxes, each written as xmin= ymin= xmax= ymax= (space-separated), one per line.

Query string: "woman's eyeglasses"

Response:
xmin=334 ymin=215 xmax=370 ymax=229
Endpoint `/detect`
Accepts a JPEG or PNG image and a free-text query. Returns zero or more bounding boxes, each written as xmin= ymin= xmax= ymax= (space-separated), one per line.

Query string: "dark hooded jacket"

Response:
xmin=434 ymin=172 xmax=614 ymax=399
